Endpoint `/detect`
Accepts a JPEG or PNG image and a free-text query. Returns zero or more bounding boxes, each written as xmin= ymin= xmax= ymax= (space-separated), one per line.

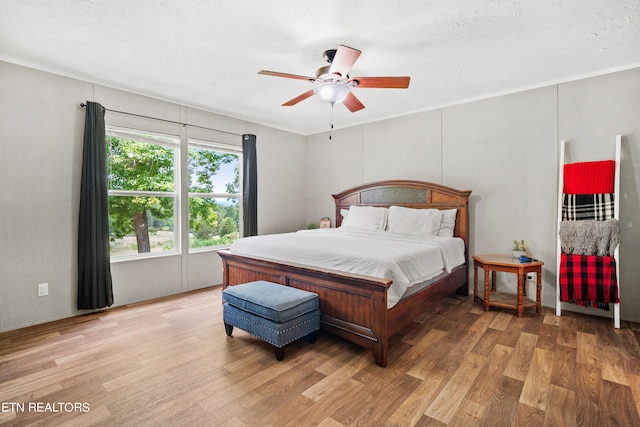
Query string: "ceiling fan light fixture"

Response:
xmin=259 ymin=45 xmax=409 ymax=112
xmin=313 ymin=82 xmax=350 ymax=105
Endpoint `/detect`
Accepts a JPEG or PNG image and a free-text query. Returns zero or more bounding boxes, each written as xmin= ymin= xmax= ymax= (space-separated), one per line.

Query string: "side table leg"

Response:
xmin=484 ymin=269 xmax=490 ymax=312
xmin=536 ymin=268 xmax=542 ymax=313
xmin=474 ymin=264 xmax=479 ymax=302
xmin=517 ymin=273 xmax=525 ymax=317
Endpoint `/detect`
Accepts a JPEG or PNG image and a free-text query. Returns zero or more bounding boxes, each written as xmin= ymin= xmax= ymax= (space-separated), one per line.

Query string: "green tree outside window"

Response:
xmin=106 ymin=131 xmax=240 ymax=256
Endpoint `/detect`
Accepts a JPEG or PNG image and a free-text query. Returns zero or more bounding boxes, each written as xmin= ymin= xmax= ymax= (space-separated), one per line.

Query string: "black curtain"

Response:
xmin=242 ymin=134 xmax=258 ymax=237
xmin=77 ymin=101 xmax=113 ymax=309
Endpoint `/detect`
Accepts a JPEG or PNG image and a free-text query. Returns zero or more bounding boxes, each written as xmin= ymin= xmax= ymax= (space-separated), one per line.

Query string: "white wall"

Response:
xmin=443 ymin=86 xmax=558 ymax=306
xmin=0 ymin=63 xmax=91 ymax=330
xmin=306 ymin=68 xmax=640 ymax=323
xmin=0 ymin=61 xmax=306 ymax=332
xmin=254 ymin=124 xmax=308 ymax=234
xmin=305 ymin=110 xmax=444 ymax=225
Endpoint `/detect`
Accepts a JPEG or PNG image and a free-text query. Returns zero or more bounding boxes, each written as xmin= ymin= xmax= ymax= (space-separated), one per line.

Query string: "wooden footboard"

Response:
xmin=218 ymin=249 xmax=393 ymax=366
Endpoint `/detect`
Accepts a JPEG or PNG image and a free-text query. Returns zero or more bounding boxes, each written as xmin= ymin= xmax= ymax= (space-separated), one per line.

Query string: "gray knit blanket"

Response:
xmin=559 ymin=219 xmax=619 ymax=256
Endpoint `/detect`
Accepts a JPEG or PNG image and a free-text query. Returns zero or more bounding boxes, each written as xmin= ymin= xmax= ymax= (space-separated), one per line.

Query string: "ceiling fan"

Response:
xmin=258 ymin=45 xmax=410 ymax=112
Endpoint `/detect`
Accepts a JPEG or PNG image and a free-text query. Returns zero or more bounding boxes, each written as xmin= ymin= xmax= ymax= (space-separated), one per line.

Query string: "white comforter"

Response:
xmin=229 ymin=227 xmax=466 ymax=308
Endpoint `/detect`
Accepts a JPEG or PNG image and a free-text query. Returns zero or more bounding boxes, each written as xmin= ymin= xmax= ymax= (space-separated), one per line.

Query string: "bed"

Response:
xmin=218 ymin=180 xmax=472 ymax=367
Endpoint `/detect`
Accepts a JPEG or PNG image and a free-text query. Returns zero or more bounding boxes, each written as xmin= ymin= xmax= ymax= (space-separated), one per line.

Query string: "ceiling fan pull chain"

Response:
xmin=329 ymin=104 xmax=334 ymax=140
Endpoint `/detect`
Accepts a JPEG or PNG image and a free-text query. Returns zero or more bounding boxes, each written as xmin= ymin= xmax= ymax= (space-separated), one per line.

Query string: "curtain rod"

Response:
xmin=80 ymin=102 xmax=242 ymax=137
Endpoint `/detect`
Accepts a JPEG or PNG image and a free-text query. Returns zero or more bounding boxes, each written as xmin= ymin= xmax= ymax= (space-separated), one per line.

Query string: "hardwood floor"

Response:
xmin=1 ymin=286 xmax=639 ymax=426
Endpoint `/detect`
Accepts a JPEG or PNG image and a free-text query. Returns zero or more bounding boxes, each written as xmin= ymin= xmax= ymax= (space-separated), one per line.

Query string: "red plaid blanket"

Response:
xmin=559 ymin=253 xmax=619 ymax=310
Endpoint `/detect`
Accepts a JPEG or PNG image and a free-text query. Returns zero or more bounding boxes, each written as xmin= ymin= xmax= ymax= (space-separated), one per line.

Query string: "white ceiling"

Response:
xmin=2 ymin=1 xmax=640 ymax=135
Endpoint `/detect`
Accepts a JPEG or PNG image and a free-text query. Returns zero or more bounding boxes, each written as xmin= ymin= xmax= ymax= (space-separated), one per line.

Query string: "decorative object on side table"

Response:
xmin=512 ymin=239 xmax=526 ymax=258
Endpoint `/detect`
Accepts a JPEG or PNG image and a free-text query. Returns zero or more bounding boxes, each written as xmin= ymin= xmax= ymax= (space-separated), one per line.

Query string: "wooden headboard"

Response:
xmin=332 ymin=180 xmax=472 ymax=248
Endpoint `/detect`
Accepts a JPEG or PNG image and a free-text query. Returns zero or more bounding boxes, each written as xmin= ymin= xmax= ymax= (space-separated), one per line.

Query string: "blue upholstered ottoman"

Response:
xmin=222 ymin=281 xmax=320 ymax=361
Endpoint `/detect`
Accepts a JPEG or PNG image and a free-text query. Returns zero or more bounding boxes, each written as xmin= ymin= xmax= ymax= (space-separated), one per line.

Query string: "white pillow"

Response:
xmin=341 ymin=206 xmax=388 ymax=231
xmin=387 ymin=206 xmax=443 ymax=235
xmin=438 ymin=209 xmax=457 ymax=237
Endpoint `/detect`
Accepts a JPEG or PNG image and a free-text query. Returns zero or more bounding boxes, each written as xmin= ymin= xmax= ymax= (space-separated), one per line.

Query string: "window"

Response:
xmin=188 ymin=140 xmax=241 ymax=249
xmin=106 ymin=128 xmax=179 ymax=257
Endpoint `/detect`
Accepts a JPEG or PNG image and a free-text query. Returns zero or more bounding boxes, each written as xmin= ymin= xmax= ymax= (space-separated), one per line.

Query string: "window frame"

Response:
xmin=105 ymin=126 xmax=181 ymax=260
xmin=187 ymin=138 xmax=243 ymax=252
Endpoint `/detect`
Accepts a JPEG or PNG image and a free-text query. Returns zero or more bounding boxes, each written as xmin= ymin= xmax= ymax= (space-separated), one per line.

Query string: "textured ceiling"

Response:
xmin=2 ymin=1 xmax=640 ymax=135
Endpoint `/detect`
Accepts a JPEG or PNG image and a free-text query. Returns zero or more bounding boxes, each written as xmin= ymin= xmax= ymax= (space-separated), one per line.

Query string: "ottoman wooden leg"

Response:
xmin=275 ymin=347 xmax=285 ymax=361
xmin=224 ymin=322 xmax=233 ymax=336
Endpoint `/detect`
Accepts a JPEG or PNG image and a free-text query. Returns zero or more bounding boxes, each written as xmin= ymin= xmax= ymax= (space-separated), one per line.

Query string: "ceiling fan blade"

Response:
xmin=282 ymin=89 xmax=315 ymax=106
xmin=349 ymin=76 xmax=410 ymax=89
xmin=329 ymin=45 xmax=362 ymax=78
xmin=258 ymin=70 xmax=314 ymax=81
xmin=342 ymin=92 xmax=365 ymax=112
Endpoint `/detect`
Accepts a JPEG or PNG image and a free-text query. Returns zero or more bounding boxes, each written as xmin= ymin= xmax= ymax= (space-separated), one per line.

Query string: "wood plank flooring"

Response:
xmin=1 ymin=286 xmax=639 ymax=426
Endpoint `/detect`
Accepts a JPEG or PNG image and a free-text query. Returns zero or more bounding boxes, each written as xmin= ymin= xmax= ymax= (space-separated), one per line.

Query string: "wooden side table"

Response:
xmin=473 ymin=254 xmax=544 ymax=317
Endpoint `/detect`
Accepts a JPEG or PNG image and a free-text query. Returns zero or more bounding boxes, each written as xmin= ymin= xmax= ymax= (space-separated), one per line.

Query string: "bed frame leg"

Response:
xmin=372 ymin=343 xmax=387 ymax=367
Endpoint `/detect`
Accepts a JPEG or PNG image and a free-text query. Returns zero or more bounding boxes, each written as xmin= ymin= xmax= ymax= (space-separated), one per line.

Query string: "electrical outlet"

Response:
xmin=37 ymin=283 xmax=48 ymax=297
